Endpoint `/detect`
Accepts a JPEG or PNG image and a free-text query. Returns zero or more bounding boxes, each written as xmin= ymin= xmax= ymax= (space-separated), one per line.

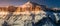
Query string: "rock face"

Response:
xmin=0 ymin=1 xmax=60 ymax=26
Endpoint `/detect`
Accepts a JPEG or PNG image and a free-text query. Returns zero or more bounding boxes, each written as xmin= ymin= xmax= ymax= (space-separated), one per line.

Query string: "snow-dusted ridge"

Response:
xmin=0 ymin=1 xmax=60 ymax=26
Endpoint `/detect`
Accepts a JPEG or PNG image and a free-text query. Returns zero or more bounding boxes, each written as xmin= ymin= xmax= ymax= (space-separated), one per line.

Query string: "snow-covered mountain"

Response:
xmin=0 ymin=1 xmax=60 ymax=26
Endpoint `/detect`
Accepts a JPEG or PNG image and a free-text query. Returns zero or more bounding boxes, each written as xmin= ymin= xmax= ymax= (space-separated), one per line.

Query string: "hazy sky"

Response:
xmin=0 ymin=0 xmax=60 ymax=8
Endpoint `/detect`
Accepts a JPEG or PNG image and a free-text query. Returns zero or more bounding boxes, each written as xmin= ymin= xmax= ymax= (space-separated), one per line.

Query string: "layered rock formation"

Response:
xmin=0 ymin=1 xmax=60 ymax=26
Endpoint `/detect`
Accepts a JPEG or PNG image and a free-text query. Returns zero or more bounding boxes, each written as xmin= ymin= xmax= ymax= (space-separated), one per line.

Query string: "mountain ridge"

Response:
xmin=0 ymin=1 xmax=60 ymax=12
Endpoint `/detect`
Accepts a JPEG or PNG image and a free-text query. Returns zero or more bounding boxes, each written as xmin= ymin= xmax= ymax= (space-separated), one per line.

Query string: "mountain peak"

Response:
xmin=21 ymin=1 xmax=40 ymax=8
xmin=23 ymin=1 xmax=40 ymax=6
xmin=25 ymin=1 xmax=31 ymax=4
